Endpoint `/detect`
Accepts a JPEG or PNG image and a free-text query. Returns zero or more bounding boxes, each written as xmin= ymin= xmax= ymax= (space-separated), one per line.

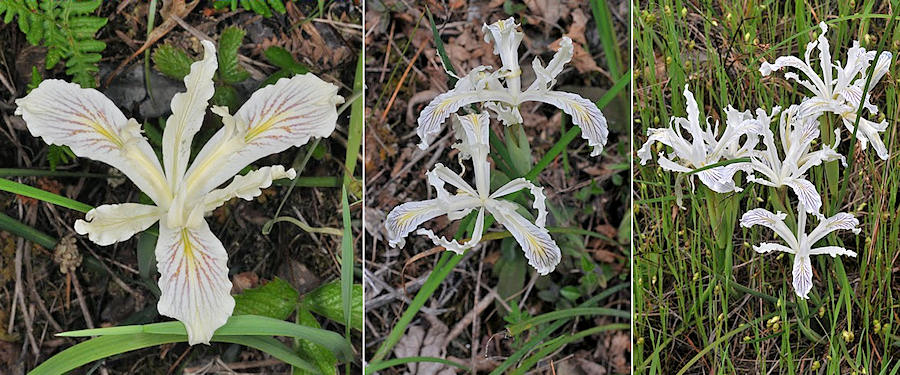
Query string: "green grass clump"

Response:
xmin=634 ymin=1 xmax=899 ymax=373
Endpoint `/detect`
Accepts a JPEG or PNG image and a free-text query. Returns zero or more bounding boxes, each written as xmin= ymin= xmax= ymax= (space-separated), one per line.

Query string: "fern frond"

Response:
xmin=0 ymin=0 xmax=107 ymax=88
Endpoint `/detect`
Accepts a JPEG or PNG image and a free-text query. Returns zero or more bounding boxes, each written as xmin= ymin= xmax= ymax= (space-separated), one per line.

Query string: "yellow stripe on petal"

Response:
xmin=184 ymin=74 xmax=341 ymax=199
xmin=15 ymin=80 xmax=170 ymax=204
xmin=156 ymin=219 xmax=234 ymax=345
xmin=486 ymin=200 xmax=561 ymax=275
xmin=162 ymin=40 xmax=218 ymax=189
xmin=523 ymin=90 xmax=609 ymax=157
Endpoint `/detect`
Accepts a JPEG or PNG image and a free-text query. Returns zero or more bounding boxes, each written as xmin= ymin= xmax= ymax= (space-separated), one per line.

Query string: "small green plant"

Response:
xmin=262 ymin=46 xmax=310 ymax=85
xmin=212 ymin=0 xmax=328 ymax=18
xmin=213 ymin=0 xmax=285 ymax=17
xmin=0 ymin=0 xmax=107 ymax=87
xmin=152 ymin=26 xmax=251 ymax=111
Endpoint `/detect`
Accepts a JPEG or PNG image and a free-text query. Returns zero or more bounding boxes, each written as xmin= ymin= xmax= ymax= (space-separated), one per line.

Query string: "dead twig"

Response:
xmin=69 ymin=273 xmax=95 ymax=329
xmin=103 ymin=0 xmax=201 ymax=87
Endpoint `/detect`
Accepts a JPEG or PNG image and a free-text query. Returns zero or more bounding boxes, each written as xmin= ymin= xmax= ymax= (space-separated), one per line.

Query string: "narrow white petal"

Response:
xmin=163 ymin=40 xmax=217 ymax=188
xmin=809 ymin=246 xmax=857 ymax=257
xmin=522 ymin=90 xmax=608 ymax=156
xmin=753 ymin=242 xmax=795 ymax=254
xmin=841 ymin=115 xmax=889 ymax=160
xmin=184 ymin=74 xmax=342 ymax=199
xmin=637 ymin=127 xmax=691 ymax=165
xmin=201 ymin=166 xmax=296 ymax=213
xmin=487 ymin=200 xmax=561 ymax=275
xmin=15 ymin=80 xmax=169 ymax=204
xmin=680 ymin=85 xmax=704 ymax=144
xmin=490 ymin=178 xmax=548 ymax=227
xmin=482 ymin=17 xmax=524 ymax=76
xmin=456 ymin=112 xmax=491 ymax=148
xmin=792 ymin=254 xmax=813 ymax=299
xmin=74 ymin=204 xmax=162 ymax=246
xmin=740 ymin=208 xmax=799 ymax=249
xmin=808 ymin=212 xmax=861 ymax=244
xmin=759 ymin=52 xmax=828 ymax=97
xmin=484 ymin=102 xmax=523 ymax=126
xmin=156 ymin=219 xmax=234 ymax=345
xmin=429 ymin=164 xmax=478 ymax=197
xmin=796 ymin=145 xmax=845 ymax=175
xmin=528 ymin=37 xmax=574 ymax=91
xmin=655 ymin=155 xmax=692 ymax=173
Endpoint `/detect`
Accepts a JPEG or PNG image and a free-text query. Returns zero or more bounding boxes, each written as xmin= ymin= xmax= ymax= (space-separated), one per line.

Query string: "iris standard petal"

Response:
xmin=528 ymin=37 xmax=574 ymax=91
xmin=163 ymin=40 xmax=217 ymax=188
xmin=482 ymin=17 xmax=524 ymax=77
xmin=201 ymin=165 xmax=296 ymax=214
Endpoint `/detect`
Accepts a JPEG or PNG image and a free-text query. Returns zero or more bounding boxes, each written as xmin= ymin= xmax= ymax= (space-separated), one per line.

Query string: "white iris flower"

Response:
xmin=385 ymin=112 xmax=561 ymax=275
xmin=417 ymin=17 xmax=608 ymax=157
xmin=636 ymin=85 xmax=761 ymax=193
xmin=748 ymin=105 xmax=845 ymax=215
xmin=760 ymin=22 xmax=893 ymax=160
xmin=15 ymin=40 xmax=342 ymax=345
xmin=740 ymin=202 xmax=860 ymax=299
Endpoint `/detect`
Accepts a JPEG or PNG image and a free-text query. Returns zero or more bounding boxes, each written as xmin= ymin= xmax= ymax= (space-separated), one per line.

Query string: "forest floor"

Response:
xmin=364 ymin=1 xmax=631 ymax=374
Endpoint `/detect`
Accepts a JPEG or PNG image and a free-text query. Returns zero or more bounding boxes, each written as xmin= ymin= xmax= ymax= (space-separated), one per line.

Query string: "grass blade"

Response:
xmin=589 ymin=0 xmax=623 ymax=80
xmin=29 ymin=333 xmax=321 ymax=375
xmin=0 ymin=178 xmax=93 ymax=213
xmin=340 ymin=185 xmax=355 ymax=373
xmin=506 ymin=307 xmax=631 ymax=336
xmin=57 ymin=314 xmax=352 ymax=361
xmin=29 ymin=333 xmax=185 ymax=375
xmin=344 ymin=50 xmax=364 ymax=192
xmin=367 ymin=252 xmax=463 ymax=365
xmin=0 ymin=211 xmax=57 ymax=249
xmin=365 ymin=356 xmax=470 ymax=373
xmin=509 ymin=324 xmax=630 ymax=375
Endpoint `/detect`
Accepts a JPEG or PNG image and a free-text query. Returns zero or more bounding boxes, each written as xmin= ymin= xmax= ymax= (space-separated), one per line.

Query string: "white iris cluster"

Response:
xmin=384 ymin=18 xmax=610 ymax=275
xmin=638 ymin=23 xmax=892 ymax=299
